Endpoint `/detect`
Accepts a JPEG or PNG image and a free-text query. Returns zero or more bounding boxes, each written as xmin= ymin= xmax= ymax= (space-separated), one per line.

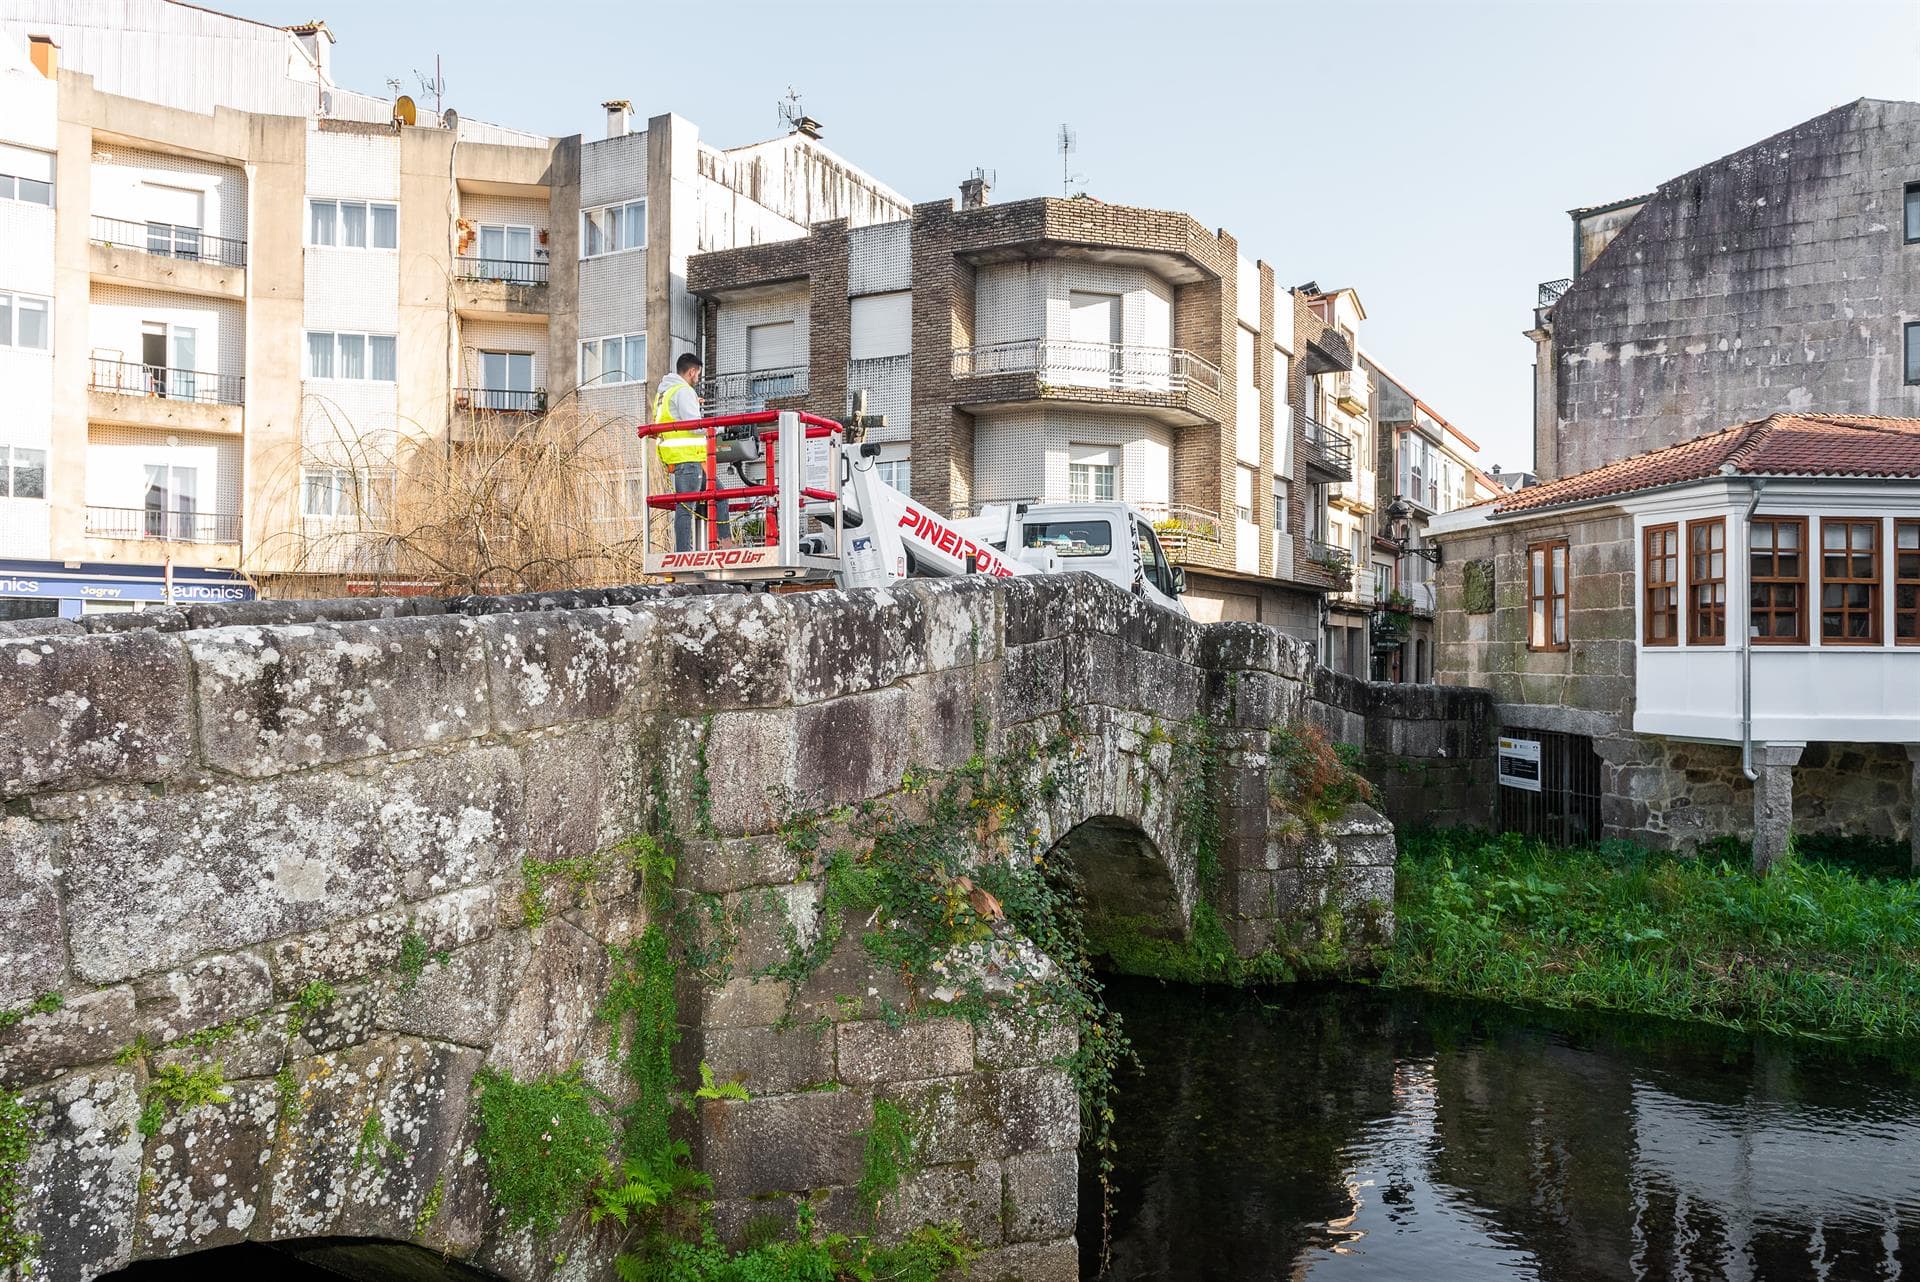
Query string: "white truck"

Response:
xmin=636 ymin=409 xmax=1189 ymax=616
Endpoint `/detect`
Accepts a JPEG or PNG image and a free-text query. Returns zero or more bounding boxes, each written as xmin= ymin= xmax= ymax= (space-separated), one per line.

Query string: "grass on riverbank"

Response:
xmin=1381 ymin=829 xmax=1920 ymax=1045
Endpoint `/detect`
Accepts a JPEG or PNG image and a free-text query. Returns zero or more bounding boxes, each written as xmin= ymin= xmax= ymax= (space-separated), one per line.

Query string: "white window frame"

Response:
xmin=307 ymin=198 xmax=399 ymax=249
xmin=0 ymin=144 xmax=53 ymax=207
xmin=477 ymin=222 xmax=542 ymax=264
xmin=0 ymin=291 xmax=51 ymax=351
xmin=1068 ymin=451 xmax=1116 ymax=503
xmin=0 ymin=170 xmax=53 ymax=208
xmin=305 ymin=330 xmax=398 ymax=382
xmin=300 ymin=465 xmax=393 ymax=520
xmin=2 ymin=444 xmax=47 ymax=499
xmin=580 ymin=333 xmax=646 ymax=387
xmin=581 ymin=200 xmax=647 ymax=258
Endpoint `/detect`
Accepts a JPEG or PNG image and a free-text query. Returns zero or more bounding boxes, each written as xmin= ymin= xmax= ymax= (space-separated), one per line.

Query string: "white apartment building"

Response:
xmin=0 ymin=0 xmax=906 ymax=614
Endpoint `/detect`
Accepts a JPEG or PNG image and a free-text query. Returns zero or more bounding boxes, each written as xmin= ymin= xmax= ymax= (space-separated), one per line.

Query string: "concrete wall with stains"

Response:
xmin=1538 ymin=98 xmax=1920 ymax=480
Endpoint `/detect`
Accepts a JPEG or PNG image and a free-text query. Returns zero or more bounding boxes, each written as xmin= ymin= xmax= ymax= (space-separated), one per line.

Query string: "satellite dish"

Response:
xmin=440 ymin=107 xmax=458 ymax=132
xmin=318 ymin=89 xmax=333 ymax=116
xmin=393 ymin=94 xmax=417 ymax=126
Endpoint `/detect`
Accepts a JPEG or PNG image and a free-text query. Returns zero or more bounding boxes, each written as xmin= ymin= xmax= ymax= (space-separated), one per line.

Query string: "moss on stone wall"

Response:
xmin=0 ymin=1088 xmax=35 ymax=1273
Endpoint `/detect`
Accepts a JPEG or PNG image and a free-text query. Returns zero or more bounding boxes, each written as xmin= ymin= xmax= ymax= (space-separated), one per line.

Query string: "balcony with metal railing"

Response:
xmin=89 ymin=216 xmax=248 ymax=299
xmin=1300 ymin=416 xmax=1353 ymax=483
xmin=949 ymin=339 xmax=1223 ymax=426
xmin=90 ymin=215 xmax=247 ymax=268
xmin=89 ymin=357 xmax=245 ymax=433
xmin=704 ymin=365 xmax=810 ymax=414
xmin=1538 ymin=277 xmax=1573 ymax=307
xmin=454 ymin=388 xmax=548 ymax=414
xmin=90 ymin=357 xmax=243 ymax=406
xmin=86 ymin=505 xmax=242 ymax=545
xmin=1304 ymin=536 xmax=1355 ymax=591
xmin=1132 ymin=501 xmax=1230 ymax=570
xmin=452 ymin=256 xmax=552 ymax=318
xmin=455 ymin=257 xmax=550 ymax=286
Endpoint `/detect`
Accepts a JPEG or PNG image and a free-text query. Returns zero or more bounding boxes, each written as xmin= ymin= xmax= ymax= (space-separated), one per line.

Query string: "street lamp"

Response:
xmin=1384 ymin=496 xmax=1442 ymax=565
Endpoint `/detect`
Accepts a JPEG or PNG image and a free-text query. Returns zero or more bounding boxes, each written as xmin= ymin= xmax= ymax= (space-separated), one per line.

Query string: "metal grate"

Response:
xmin=1496 ymin=729 xmax=1602 ymax=846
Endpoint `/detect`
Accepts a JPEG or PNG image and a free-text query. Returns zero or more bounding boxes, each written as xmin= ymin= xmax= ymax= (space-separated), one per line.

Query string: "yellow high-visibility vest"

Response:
xmin=653 ymin=381 xmax=706 ymax=466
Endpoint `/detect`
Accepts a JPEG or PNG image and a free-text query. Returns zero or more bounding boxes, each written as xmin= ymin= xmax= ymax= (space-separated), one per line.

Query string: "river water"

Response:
xmin=1086 ymin=979 xmax=1920 ymax=1282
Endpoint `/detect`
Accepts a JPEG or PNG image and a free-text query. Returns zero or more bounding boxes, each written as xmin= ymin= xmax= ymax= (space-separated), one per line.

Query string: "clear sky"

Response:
xmin=225 ymin=0 xmax=1919 ymax=468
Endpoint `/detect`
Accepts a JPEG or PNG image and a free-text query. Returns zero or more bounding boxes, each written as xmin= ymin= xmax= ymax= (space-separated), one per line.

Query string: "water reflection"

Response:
xmin=1088 ymin=980 xmax=1920 ymax=1281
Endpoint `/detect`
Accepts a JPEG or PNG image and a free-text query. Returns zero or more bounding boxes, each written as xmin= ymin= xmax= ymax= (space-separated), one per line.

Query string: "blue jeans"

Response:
xmin=673 ymin=462 xmax=728 ymax=551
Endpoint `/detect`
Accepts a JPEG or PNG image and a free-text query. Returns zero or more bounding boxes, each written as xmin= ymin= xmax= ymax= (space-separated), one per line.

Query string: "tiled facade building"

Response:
xmin=0 ymin=0 xmax=905 ymax=615
xmin=1529 ymin=98 xmax=1920 ymax=482
xmin=688 ymin=188 xmax=1373 ymax=635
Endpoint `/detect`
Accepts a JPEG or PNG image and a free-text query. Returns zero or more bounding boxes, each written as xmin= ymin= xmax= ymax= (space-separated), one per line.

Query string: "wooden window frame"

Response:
xmin=1896 ymin=519 xmax=1920 ymax=646
xmin=1642 ymin=523 xmax=1680 ymax=646
xmin=1526 ymin=538 xmax=1570 ymax=652
xmin=1686 ymin=516 xmax=1728 ymax=646
xmin=1748 ymin=516 xmax=1809 ymax=646
xmin=1818 ymin=516 xmax=1883 ymax=646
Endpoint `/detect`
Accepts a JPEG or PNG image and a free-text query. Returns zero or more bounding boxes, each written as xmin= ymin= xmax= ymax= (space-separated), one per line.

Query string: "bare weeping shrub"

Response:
xmin=249 ymin=397 xmax=662 ymax=596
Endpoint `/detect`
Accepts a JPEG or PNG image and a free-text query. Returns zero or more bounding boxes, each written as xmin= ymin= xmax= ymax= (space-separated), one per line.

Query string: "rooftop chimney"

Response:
xmin=286 ymin=21 xmax=333 ymax=82
xmin=959 ymin=167 xmax=993 ymax=210
xmin=603 ymin=99 xmax=633 ymax=139
xmin=27 ymin=34 xmax=57 ymax=80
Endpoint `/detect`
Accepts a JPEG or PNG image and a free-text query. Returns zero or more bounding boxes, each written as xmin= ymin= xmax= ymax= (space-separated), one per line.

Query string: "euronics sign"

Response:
xmin=0 ymin=560 xmax=253 ymax=608
xmin=1497 ymin=735 xmax=1542 ymax=792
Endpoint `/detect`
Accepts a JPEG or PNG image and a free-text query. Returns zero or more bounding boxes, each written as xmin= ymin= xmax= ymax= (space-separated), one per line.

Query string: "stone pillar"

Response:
xmin=1750 ymin=741 xmax=1805 ymax=875
xmin=1907 ymin=745 xmax=1920 ymax=871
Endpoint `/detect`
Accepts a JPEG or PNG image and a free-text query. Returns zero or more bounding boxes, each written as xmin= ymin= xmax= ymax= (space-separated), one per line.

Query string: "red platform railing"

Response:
xmin=635 ymin=410 xmax=842 ymax=551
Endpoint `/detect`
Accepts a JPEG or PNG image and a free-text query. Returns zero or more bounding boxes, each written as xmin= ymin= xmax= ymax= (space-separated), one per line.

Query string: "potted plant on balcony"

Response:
xmin=1152 ymin=514 xmax=1218 ymax=553
xmin=1384 ymin=588 xmax=1414 ymax=614
xmin=1307 ymin=544 xmax=1354 ymax=591
xmin=1370 ymin=607 xmax=1411 ymax=647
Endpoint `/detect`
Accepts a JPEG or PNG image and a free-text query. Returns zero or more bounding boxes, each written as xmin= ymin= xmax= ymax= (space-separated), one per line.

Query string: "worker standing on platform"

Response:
xmin=654 ymin=353 xmax=718 ymax=551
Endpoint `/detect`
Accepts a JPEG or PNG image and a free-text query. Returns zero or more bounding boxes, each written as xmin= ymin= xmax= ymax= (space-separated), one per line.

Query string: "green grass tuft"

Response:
xmin=472 ymin=1065 xmax=613 ymax=1235
xmin=1383 ymin=828 xmax=1920 ymax=1045
xmin=139 ymin=1062 xmax=231 ymax=1138
xmin=0 ymin=1089 xmax=36 ymax=1272
xmin=854 ymin=1098 xmax=918 ymax=1223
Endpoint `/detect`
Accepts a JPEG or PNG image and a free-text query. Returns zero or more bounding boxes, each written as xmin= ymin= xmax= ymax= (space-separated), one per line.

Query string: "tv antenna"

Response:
xmin=777 ymin=86 xmax=804 ymax=132
xmin=385 ymin=78 xmax=403 ymax=96
xmin=1057 ymin=123 xmax=1084 ymax=197
xmin=414 ymin=59 xmax=445 ymax=117
xmin=777 ymin=86 xmax=823 ymax=139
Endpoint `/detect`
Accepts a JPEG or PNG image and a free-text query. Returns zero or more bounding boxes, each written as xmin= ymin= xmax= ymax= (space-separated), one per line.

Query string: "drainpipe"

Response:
xmin=1740 ymin=477 xmax=1767 ymax=781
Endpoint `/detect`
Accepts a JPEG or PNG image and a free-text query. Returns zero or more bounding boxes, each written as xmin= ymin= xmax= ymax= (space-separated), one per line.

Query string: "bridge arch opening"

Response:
xmin=1045 ymin=814 xmax=1188 ymax=957
xmin=99 ymin=1237 xmax=505 ymax=1281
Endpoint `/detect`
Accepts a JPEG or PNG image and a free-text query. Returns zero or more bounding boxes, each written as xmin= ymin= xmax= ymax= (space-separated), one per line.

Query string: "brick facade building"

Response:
xmin=688 ymin=191 xmax=1361 ymax=634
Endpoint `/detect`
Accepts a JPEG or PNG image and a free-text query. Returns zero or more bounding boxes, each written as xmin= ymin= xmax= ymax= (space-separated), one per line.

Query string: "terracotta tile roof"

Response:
xmin=1493 ymin=414 xmax=1920 ymax=515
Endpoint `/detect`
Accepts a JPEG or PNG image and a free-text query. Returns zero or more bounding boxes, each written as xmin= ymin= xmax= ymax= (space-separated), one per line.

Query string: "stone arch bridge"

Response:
xmin=0 ymin=575 xmax=1485 ymax=1281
